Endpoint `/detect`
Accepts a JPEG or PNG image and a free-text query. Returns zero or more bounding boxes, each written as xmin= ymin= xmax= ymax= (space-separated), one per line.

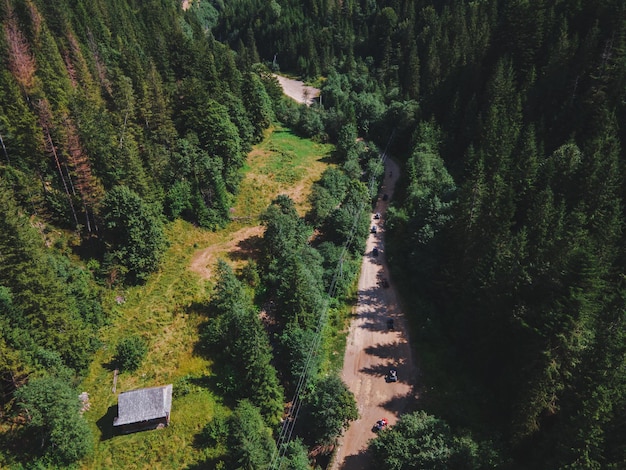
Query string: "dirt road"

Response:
xmin=331 ymin=159 xmax=419 ymax=469
xmin=274 ymin=74 xmax=320 ymax=106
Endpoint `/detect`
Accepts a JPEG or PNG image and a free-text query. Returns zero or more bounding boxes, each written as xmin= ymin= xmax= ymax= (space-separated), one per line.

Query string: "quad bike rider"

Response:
xmin=373 ymin=418 xmax=388 ymax=432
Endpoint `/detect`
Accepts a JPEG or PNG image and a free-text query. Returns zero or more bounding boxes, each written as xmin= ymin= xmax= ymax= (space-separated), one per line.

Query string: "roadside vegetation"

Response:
xmin=76 ymin=125 xmax=341 ymax=469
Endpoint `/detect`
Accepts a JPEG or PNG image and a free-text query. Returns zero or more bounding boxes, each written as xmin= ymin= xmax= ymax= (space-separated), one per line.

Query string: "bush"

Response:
xmin=115 ymin=336 xmax=148 ymax=372
xmin=14 ymin=376 xmax=94 ymax=465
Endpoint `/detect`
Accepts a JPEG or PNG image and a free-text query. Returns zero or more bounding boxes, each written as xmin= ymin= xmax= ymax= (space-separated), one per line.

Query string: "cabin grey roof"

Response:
xmin=113 ymin=384 xmax=172 ymax=426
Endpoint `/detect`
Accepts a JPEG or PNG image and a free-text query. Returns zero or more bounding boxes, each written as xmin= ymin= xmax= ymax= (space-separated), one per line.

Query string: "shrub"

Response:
xmin=115 ymin=336 xmax=148 ymax=372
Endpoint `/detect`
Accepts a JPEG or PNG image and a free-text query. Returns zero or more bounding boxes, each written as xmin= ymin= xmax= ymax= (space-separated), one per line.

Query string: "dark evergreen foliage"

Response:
xmin=201 ymin=260 xmax=284 ymax=424
xmin=3 ymin=0 xmax=626 ymax=467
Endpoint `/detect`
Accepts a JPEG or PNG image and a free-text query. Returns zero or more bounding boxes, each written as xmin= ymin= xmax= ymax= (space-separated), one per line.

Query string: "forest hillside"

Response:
xmin=226 ymin=0 xmax=626 ymax=468
xmin=2 ymin=0 xmax=626 ymax=469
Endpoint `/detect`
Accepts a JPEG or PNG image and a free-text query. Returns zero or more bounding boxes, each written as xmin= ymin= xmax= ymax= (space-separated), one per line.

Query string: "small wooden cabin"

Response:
xmin=113 ymin=384 xmax=172 ymax=433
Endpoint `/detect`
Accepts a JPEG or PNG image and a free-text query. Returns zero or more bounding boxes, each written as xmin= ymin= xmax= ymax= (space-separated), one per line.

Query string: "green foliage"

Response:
xmin=278 ymin=323 xmax=320 ymax=387
xmin=386 ymin=134 xmax=455 ymax=286
xmin=242 ymin=71 xmax=275 ymax=141
xmin=203 ymin=261 xmax=284 ymax=424
xmin=164 ymin=180 xmax=193 ymax=220
xmin=101 ymin=185 xmax=167 ymax=284
xmin=322 ymin=180 xmax=370 ymax=254
xmin=273 ymin=246 xmax=326 ymax=330
xmin=4 ymin=0 xmax=626 ymax=467
xmin=309 ymin=167 xmax=349 ymax=225
xmin=174 ymin=79 xmax=245 ymax=192
xmin=0 ymin=181 xmax=96 ymax=371
xmin=315 ymin=241 xmax=359 ymax=297
xmin=298 ymin=375 xmax=358 ymax=446
xmin=278 ymin=439 xmax=311 ymax=470
xmin=223 ymin=400 xmax=277 ymax=469
xmin=14 ymin=375 xmax=94 ymax=465
xmin=369 ymin=411 xmax=498 ymax=470
xmin=114 ymin=336 xmax=148 ymax=372
xmin=165 ymin=137 xmax=231 ymax=228
xmin=260 ymin=195 xmax=309 ymax=264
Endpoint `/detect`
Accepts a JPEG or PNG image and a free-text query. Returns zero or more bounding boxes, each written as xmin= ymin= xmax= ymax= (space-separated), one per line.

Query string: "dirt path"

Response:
xmin=274 ymin=74 xmax=320 ymax=106
xmin=189 ymin=225 xmax=264 ymax=280
xmin=331 ymin=159 xmax=419 ymax=469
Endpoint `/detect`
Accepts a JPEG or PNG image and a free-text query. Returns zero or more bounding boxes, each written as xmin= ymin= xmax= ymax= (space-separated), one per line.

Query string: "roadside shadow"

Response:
xmin=96 ymin=405 xmax=118 ymax=441
xmin=379 ymin=390 xmax=419 ymax=414
xmin=364 ymin=342 xmax=405 ymax=360
xmin=228 ymin=235 xmax=263 ymax=262
xmin=337 ymin=448 xmax=372 ymax=470
xmin=358 ymin=319 xmax=384 ymax=331
xmin=359 ymin=363 xmax=392 ymax=377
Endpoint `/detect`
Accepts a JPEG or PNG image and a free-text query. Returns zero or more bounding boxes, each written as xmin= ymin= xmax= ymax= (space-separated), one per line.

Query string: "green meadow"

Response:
xmin=80 ymin=126 xmax=333 ymax=469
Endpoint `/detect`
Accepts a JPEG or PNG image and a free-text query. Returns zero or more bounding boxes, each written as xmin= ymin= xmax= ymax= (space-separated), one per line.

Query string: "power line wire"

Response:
xmin=269 ymin=130 xmax=394 ymax=469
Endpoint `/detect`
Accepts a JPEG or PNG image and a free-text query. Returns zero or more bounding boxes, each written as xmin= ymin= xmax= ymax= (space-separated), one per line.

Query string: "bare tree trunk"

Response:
xmin=46 ymin=130 xmax=79 ymax=227
xmin=0 ymin=132 xmax=9 ymax=165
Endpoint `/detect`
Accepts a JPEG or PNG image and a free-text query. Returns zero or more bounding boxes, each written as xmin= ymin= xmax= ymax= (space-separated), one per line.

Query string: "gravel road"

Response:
xmin=331 ymin=159 xmax=419 ymax=469
xmin=274 ymin=74 xmax=320 ymax=105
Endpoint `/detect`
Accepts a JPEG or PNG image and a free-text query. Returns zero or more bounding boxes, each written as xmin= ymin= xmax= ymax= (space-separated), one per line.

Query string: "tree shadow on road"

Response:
xmin=364 ymin=341 xmax=407 ymax=361
xmin=337 ymin=448 xmax=373 ymax=470
xmin=359 ymin=363 xmax=393 ymax=378
xmin=379 ymin=390 xmax=419 ymax=414
xmin=359 ymin=363 xmax=412 ymax=386
xmin=227 ymin=234 xmax=263 ymax=262
xmin=358 ymin=319 xmax=385 ymax=331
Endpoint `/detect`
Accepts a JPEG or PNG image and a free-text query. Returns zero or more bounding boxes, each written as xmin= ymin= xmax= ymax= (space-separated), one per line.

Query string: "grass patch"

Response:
xmin=234 ymin=125 xmax=332 ymax=218
xmin=79 ymin=126 xmax=333 ymax=469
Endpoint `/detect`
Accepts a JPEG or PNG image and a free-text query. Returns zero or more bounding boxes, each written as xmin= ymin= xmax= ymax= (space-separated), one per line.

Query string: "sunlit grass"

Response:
xmin=234 ymin=125 xmax=332 ymax=218
xmin=80 ymin=126 xmax=333 ymax=469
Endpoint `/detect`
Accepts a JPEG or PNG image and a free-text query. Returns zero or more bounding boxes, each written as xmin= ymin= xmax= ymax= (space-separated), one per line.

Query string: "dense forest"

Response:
xmin=2 ymin=0 xmax=626 ymax=468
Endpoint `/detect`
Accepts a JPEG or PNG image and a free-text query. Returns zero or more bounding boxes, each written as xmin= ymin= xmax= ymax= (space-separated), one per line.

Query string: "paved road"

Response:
xmin=331 ymin=159 xmax=419 ymax=469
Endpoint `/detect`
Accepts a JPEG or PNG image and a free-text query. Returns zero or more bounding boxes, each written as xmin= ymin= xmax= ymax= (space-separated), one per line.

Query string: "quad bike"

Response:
xmin=373 ymin=418 xmax=388 ymax=432
xmin=385 ymin=368 xmax=398 ymax=383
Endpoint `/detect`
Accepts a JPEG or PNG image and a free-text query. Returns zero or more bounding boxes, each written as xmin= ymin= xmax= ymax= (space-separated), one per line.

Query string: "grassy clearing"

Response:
xmin=234 ymin=126 xmax=332 ymax=218
xmin=80 ymin=126 xmax=332 ymax=469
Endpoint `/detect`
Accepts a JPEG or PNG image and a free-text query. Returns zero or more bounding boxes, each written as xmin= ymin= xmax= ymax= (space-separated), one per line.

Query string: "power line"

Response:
xmin=269 ymin=130 xmax=395 ymax=469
